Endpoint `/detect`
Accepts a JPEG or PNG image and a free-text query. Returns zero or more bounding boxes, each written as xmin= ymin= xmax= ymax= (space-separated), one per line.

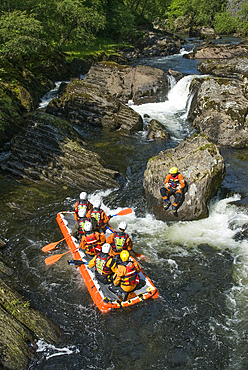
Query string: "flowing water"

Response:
xmin=1 ymin=43 xmax=248 ymax=370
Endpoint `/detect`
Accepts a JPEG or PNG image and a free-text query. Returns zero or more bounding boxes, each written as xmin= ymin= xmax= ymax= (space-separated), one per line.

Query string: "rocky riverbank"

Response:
xmin=0 ymin=249 xmax=61 ymax=370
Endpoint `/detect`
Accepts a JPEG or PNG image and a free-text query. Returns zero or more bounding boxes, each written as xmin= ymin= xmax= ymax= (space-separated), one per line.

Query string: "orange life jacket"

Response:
xmin=111 ymin=231 xmax=127 ymax=253
xmin=85 ymin=232 xmax=101 ymax=254
xmin=121 ymin=261 xmax=139 ymax=286
xmin=95 ymin=253 xmax=112 ymax=275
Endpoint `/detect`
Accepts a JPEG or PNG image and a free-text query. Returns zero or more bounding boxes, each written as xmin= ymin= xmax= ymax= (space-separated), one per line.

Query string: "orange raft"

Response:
xmin=56 ymin=211 xmax=159 ymax=313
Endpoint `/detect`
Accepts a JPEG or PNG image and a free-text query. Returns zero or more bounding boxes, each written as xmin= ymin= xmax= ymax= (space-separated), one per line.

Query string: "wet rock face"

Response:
xmin=0 ymin=112 xmax=119 ymax=190
xmin=143 ymin=135 xmax=225 ymax=221
xmin=83 ymin=62 xmax=169 ymax=105
xmin=188 ymin=77 xmax=248 ymax=148
xmin=46 ymin=79 xmax=143 ymax=135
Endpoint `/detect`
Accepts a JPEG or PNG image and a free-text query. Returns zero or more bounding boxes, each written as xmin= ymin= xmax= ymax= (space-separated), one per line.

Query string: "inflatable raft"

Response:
xmin=56 ymin=211 xmax=159 ymax=313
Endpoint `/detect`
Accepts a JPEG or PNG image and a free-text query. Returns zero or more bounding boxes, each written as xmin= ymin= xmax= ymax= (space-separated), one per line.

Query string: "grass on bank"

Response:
xmin=62 ymin=38 xmax=132 ymax=62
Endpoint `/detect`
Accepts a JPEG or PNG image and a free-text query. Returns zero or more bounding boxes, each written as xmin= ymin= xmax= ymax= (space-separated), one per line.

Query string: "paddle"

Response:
xmin=45 ymin=250 xmax=71 ymax=265
xmin=42 ymin=236 xmax=70 ymax=252
xmin=106 ymin=226 xmax=147 ymax=261
xmin=110 ymin=208 xmax=133 ymax=217
xmin=67 ymin=259 xmax=87 ymax=266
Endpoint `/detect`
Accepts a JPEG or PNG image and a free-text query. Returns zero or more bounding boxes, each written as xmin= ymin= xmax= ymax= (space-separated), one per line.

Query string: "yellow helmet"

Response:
xmin=120 ymin=250 xmax=129 ymax=262
xmin=169 ymin=167 xmax=178 ymax=175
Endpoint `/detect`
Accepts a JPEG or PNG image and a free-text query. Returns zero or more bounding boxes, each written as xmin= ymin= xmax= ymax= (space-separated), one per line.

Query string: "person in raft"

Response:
xmin=160 ymin=167 xmax=185 ymax=217
xmin=74 ymin=191 xmax=93 ymax=221
xmin=108 ymin=250 xmax=141 ymax=301
xmin=86 ymin=199 xmax=111 ymax=234
xmin=71 ymin=208 xmax=97 ymax=239
xmin=79 ymin=221 xmax=106 ymax=257
xmin=88 ymin=243 xmax=117 ymax=284
xmin=106 ymin=221 xmax=133 ymax=258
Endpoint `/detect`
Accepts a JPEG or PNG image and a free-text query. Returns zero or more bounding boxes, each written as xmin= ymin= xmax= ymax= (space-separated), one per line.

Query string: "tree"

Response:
xmin=0 ymin=10 xmax=47 ymax=63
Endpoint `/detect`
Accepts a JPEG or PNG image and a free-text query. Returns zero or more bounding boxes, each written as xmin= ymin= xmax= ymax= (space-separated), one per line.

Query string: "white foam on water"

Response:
xmin=36 ymin=339 xmax=79 ymax=359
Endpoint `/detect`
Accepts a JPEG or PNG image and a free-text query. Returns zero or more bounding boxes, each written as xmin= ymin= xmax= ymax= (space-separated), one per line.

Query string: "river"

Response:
xmin=1 ymin=39 xmax=248 ymax=370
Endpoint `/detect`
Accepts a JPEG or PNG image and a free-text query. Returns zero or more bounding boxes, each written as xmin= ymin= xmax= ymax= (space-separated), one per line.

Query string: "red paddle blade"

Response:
xmin=134 ymin=252 xmax=148 ymax=261
xmin=45 ymin=251 xmax=70 ymax=265
xmin=117 ymin=208 xmax=132 ymax=216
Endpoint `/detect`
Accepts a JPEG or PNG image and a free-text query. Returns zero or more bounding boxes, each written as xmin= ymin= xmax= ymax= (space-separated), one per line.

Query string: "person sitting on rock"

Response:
xmin=160 ymin=167 xmax=185 ymax=217
xmin=86 ymin=199 xmax=110 ymax=234
xmin=108 ymin=250 xmax=141 ymax=301
xmin=74 ymin=191 xmax=93 ymax=221
xmin=79 ymin=221 xmax=105 ymax=257
xmin=106 ymin=221 xmax=133 ymax=258
xmin=88 ymin=243 xmax=117 ymax=284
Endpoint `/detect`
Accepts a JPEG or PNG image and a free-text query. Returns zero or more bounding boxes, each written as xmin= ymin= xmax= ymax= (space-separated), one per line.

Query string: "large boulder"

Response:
xmin=197 ymin=56 xmax=248 ymax=81
xmin=184 ymin=41 xmax=248 ymax=60
xmin=188 ymin=77 xmax=248 ymax=147
xmin=83 ymin=62 xmax=169 ymax=105
xmin=143 ymin=135 xmax=225 ymax=221
xmin=0 ymin=112 xmax=119 ymax=190
xmin=46 ymin=79 xmax=143 ymax=135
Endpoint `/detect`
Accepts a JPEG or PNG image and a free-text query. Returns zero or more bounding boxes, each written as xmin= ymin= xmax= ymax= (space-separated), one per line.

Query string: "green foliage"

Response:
xmin=167 ymin=0 xmax=227 ymax=27
xmin=104 ymin=0 xmax=136 ymax=40
xmin=0 ymin=11 xmax=47 ymax=63
xmin=213 ymin=11 xmax=239 ymax=34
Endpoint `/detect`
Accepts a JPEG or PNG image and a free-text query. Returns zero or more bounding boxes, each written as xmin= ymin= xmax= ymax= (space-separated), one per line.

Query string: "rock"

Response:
xmin=168 ymin=69 xmax=184 ymax=83
xmin=0 ymin=238 xmax=6 ymax=249
xmin=46 ymin=79 xmax=143 ymax=134
xmin=145 ymin=119 xmax=170 ymax=140
xmin=83 ymin=62 xmax=169 ymax=105
xmin=0 ymin=112 xmax=119 ymax=190
xmin=121 ymin=31 xmax=181 ymax=61
xmin=143 ymin=134 xmax=225 ymax=221
xmin=0 ymin=252 xmax=61 ymax=370
xmin=184 ymin=41 xmax=248 ymax=60
xmin=197 ymin=56 xmax=248 ymax=81
xmin=188 ymin=77 xmax=248 ymax=148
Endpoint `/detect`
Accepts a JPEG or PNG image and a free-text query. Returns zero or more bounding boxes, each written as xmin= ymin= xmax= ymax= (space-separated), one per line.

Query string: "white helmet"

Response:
xmin=102 ymin=243 xmax=111 ymax=254
xmin=78 ymin=208 xmax=86 ymax=218
xmin=80 ymin=192 xmax=87 ymax=200
xmin=84 ymin=221 xmax=92 ymax=232
xmin=93 ymin=199 xmax=101 ymax=210
xmin=119 ymin=221 xmax=127 ymax=231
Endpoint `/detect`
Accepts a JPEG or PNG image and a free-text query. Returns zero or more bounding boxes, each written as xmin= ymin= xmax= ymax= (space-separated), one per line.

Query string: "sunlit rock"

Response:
xmin=143 ymin=134 xmax=225 ymax=221
xmin=187 ymin=76 xmax=248 ymax=148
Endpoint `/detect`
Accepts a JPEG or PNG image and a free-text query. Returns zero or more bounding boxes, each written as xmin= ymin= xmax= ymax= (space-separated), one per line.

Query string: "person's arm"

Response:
xmin=126 ymin=237 xmax=133 ymax=251
xmin=106 ymin=257 xmax=117 ymax=273
xmin=102 ymin=211 xmax=110 ymax=224
xmin=106 ymin=233 xmax=114 ymax=244
xmin=79 ymin=236 xmax=86 ymax=249
xmin=164 ymin=174 xmax=170 ymax=187
xmin=98 ymin=232 xmax=106 ymax=244
xmin=113 ymin=265 xmax=126 ymax=286
xmin=133 ymin=260 xmax=141 ymax=273
xmin=178 ymin=174 xmax=185 ymax=189
xmin=88 ymin=255 xmax=97 ymax=269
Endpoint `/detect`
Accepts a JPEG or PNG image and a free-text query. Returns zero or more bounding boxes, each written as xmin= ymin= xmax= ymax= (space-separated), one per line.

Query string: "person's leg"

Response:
xmin=172 ymin=190 xmax=183 ymax=217
xmin=160 ymin=187 xmax=171 ymax=209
